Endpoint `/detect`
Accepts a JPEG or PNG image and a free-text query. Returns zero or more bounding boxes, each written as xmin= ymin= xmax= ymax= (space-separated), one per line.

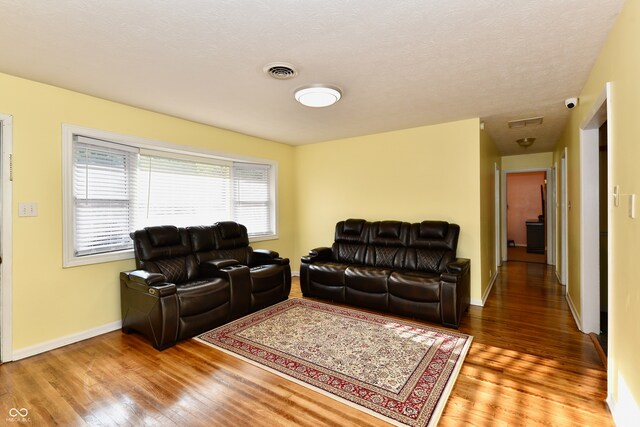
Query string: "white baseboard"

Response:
xmin=12 ymin=320 xmax=122 ymax=361
xmin=471 ymin=270 xmax=498 ymax=306
xmin=292 ymin=270 xmax=300 ymax=277
xmin=565 ymin=293 xmax=582 ymax=332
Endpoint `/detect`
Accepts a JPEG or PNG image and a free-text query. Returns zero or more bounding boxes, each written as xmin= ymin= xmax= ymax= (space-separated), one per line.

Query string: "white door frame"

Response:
xmin=501 ymin=168 xmax=553 ymax=263
xmin=559 ymin=149 xmax=568 ymax=286
xmin=579 ymin=83 xmax=610 ymax=334
xmin=495 ymin=162 xmax=501 ymax=269
xmin=547 ymin=166 xmax=556 ymax=265
xmin=0 ymin=113 xmax=13 ymax=362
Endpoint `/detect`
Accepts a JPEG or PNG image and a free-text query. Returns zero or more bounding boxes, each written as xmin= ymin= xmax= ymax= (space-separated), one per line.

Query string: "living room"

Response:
xmin=0 ymin=1 xmax=638 ymax=426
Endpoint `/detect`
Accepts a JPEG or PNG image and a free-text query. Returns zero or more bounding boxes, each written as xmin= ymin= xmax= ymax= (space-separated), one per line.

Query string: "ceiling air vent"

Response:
xmin=264 ymin=63 xmax=298 ymax=80
xmin=508 ymin=116 xmax=544 ymax=128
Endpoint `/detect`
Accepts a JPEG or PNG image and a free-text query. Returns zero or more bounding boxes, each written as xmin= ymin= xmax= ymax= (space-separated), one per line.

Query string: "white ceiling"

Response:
xmin=0 ymin=0 xmax=625 ymax=155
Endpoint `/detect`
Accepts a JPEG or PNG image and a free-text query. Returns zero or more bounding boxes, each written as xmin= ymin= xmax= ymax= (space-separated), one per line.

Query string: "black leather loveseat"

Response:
xmin=120 ymin=221 xmax=291 ymax=349
xmin=300 ymin=219 xmax=470 ymax=328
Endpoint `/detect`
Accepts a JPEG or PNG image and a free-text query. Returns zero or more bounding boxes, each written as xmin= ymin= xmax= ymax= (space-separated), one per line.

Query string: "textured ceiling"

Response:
xmin=0 ymin=0 xmax=625 ymax=154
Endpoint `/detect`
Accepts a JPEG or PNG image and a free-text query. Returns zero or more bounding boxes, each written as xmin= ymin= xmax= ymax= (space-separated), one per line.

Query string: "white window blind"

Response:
xmin=73 ymin=137 xmax=138 ymax=256
xmin=137 ymin=152 xmax=232 ymax=227
xmin=68 ymin=132 xmax=276 ymax=263
xmin=233 ymin=163 xmax=273 ymax=236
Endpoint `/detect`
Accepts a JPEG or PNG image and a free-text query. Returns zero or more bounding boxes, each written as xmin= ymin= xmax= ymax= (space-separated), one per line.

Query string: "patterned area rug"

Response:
xmin=196 ymin=298 xmax=472 ymax=427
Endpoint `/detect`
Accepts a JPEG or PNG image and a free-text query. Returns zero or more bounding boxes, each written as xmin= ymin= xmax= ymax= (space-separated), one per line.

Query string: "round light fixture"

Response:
xmin=516 ymin=137 xmax=536 ymax=148
xmin=295 ymin=86 xmax=342 ymax=107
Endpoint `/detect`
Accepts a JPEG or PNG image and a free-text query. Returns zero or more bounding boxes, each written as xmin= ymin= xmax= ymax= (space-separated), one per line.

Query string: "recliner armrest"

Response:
xmin=445 ymin=258 xmax=470 ymax=275
xmin=120 ymin=271 xmax=176 ymax=297
xmin=440 ymin=258 xmax=470 ymax=329
xmin=197 ymin=259 xmax=241 ymax=276
xmin=301 ymin=247 xmax=332 ymax=263
xmin=128 ymin=270 xmax=166 ymax=285
xmin=254 ymin=248 xmax=279 ymax=258
xmin=252 ymin=249 xmax=290 ymax=266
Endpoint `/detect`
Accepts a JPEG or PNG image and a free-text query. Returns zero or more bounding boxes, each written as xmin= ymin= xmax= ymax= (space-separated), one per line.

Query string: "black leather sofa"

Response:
xmin=120 ymin=221 xmax=291 ymax=349
xmin=300 ymin=219 xmax=470 ymax=328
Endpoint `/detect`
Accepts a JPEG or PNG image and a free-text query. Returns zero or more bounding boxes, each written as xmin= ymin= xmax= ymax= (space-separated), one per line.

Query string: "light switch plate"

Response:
xmin=18 ymin=202 xmax=38 ymax=217
xmin=630 ymin=194 xmax=636 ymax=219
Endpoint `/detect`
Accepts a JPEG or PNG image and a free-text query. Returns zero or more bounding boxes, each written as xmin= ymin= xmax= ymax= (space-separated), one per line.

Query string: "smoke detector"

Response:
xmin=264 ymin=63 xmax=298 ymax=80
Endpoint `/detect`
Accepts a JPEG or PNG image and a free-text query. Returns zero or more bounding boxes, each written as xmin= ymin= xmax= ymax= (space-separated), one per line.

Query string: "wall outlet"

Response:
xmin=18 ymin=202 xmax=38 ymax=217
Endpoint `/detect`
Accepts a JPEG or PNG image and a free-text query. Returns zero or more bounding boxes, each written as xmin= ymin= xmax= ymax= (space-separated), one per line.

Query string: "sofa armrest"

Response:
xmin=252 ymin=249 xmax=290 ymax=266
xmin=119 ymin=271 xmax=179 ymax=350
xmin=120 ymin=270 xmax=176 ymax=297
xmin=254 ymin=248 xmax=279 ymax=258
xmin=440 ymin=258 xmax=471 ymax=329
xmin=301 ymin=246 xmax=332 ymax=264
xmin=198 ymin=259 xmax=240 ymax=276
xmin=445 ymin=258 xmax=470 ymax=275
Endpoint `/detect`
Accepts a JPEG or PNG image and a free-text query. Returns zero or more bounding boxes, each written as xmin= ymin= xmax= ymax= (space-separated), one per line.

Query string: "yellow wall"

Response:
xmin=501 ymin=152 xmax=553 ymax=171
xmin=479 ymin=129 xmax=500 ymax=301
xmin=294 ymin=118 xmax=488 ymax=302
xmin=554 ymin=0 xmax=640 ymax=421
xmin=0 ymin=72 xmax=296 ymax=351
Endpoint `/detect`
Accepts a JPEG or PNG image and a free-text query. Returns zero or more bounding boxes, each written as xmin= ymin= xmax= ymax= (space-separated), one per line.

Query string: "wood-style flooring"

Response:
xmin=0 ymin=262 xmax=612 ymax=426
xmin=507 ymin=246 xmax=547 ymax=264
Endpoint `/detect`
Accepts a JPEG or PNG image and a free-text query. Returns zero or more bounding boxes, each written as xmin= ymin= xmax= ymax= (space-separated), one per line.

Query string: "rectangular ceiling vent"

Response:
xmin=508 ymin=116 xmax=544 ymax=128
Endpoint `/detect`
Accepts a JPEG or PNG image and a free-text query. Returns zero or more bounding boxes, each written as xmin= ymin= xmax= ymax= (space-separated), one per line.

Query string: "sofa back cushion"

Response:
xmin=364 ymin=221 xmax=410 ymax=268
xmin=131 ymin=226 xmax=195 ymax=282
xmin=332 ymin=219 xmax=369 ymax=264
xmin=405 ymin=222 xmax=459 ymax=273
xmin=187 ymin=223 xmax=251 ymax=266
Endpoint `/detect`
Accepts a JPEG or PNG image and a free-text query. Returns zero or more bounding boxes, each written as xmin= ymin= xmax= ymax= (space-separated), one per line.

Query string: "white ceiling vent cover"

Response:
xmin=264 ymin=63 xmax=298 ymax=80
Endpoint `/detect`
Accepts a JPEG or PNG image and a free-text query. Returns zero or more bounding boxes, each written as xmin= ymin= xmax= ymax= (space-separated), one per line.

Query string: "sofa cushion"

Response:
xmin=133 ymin=227 xmax=192 ymax=264
xmin=215 ymin=221 xmax=250 ymax=248
xmin=345 ymin=266 xmax=390 ymax=292
xmin=249 ymin=264 xmax=287 ymax=293
xmin=410 ymin=222 xmax=459 ymax=252
xmin=308 ymin=262 xmax=350 ymax=285
xmin=343 ymin=218 xmax=366 ymax=235
xmin=147 ymin=225 xmax=182 ymax=247
xmin=188 ymin=225 xmax=217 ymax=252
xmin=388 ymin=271 xmax=440 ymax=302
xmin=155 ymin=256 xmax=189 ymax=284
xmin=418 ymin=221 xmax=448 ymax=239
xmin=176 ymin=278 xmax=230 ymax=317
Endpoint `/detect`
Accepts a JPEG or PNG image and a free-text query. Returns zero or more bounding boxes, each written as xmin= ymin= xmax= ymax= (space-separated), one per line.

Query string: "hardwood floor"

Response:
xmin=0 ymin=262 xmax=612 ymax=426
xmin=506 ymin=246 xmax=546 ymax=264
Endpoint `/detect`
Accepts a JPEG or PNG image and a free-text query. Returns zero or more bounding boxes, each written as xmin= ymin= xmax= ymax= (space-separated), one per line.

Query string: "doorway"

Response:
xmin=503 ymin=169 xmax=551 ymax=264
xmin=0 ymin=114 xmax=12 ymax=363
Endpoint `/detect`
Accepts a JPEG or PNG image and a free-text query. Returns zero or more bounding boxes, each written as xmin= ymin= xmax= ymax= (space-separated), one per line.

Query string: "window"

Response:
xmin=63 ymin=125 xmax=277 ymax=267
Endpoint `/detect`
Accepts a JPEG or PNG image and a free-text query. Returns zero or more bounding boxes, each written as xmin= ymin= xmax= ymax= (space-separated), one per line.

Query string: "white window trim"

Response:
xmin=62 ymin=124 xmax=278 ymax=268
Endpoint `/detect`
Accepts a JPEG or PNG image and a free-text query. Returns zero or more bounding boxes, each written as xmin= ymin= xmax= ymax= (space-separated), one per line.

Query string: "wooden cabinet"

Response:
xmin=526 ymin=220 xmax=544 ymax=254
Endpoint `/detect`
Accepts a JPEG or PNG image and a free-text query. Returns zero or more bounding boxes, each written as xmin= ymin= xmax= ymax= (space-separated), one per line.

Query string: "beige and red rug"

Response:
xmin=196 ymin=298 xmax=472 ymax=427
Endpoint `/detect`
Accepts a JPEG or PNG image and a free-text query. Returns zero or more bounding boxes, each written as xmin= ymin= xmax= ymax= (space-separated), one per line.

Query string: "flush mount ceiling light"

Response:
xmin=516 ymin=137 xmax=536 ymax=148
xmin=295 ymin=86 xmax=342 ymax=107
